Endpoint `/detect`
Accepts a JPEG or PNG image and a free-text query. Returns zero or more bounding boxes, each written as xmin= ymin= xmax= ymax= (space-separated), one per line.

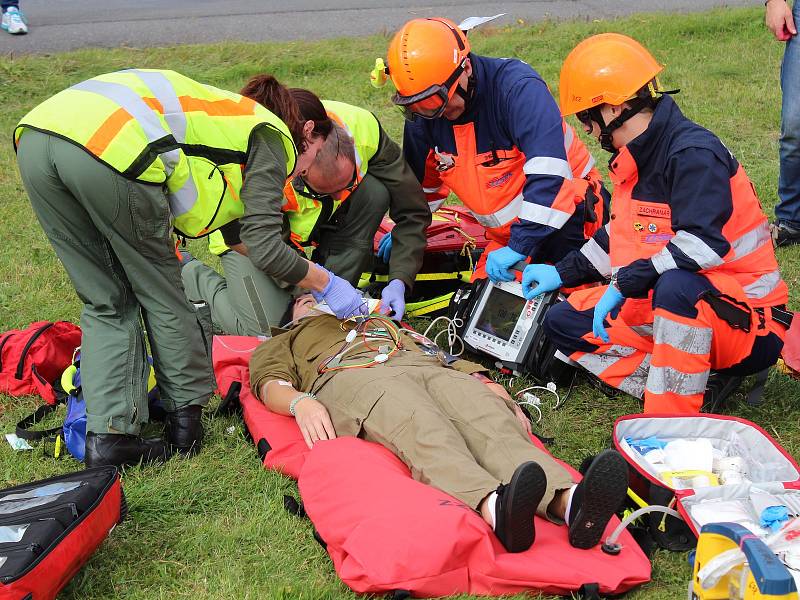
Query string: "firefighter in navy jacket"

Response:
xmin=522 ymin=33 xmax=790 ymax=414
xmin=379 ymin=17 xmax=607 ymax=282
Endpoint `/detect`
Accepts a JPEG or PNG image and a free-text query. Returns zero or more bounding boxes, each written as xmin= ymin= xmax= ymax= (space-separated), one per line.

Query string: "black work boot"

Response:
xmin=165 ymin=405 xmax=204 ymax=456
xmin=771 ymin=221 xmax=800 ymax=248
xmin=568 ymin=449 xmax=628 ymax=549
xmin=494 ymin=461 xmax=547 ymax=553
xmin=702 ymin=372 xmax=744 ymax=413
xmin=84 ymin=433 xmax=170 ymax=469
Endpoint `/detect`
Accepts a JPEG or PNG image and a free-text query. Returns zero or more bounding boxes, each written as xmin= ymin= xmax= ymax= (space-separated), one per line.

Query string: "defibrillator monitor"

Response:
xmin=462 ymin=279 xmax=558 ymax=371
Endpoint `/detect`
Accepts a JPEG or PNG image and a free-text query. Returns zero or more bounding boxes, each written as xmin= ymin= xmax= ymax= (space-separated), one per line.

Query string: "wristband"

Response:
xmin=289 ymin=392 xmax=316 ymax=417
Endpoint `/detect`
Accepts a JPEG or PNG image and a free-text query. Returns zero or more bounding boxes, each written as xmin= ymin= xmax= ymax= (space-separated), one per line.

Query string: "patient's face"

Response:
xmin=291 ymin=294 xmax=316 ymax=321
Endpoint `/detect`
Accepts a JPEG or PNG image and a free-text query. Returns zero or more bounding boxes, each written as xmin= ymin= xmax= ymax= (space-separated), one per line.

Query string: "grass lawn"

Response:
xmin=2 ymin=6 xmax=800 ymax=599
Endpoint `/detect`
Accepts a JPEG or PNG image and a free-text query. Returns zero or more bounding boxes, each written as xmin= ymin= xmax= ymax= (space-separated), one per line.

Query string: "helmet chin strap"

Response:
xmin=591 ymin=97 xmax=652 ymax=153
xmin=454 ymin=73 xmax=476 ymax=110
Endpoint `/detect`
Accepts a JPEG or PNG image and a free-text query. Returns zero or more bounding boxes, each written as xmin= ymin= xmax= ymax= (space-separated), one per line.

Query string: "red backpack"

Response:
xmin=0 ymin=321 xmax=81 ymax=405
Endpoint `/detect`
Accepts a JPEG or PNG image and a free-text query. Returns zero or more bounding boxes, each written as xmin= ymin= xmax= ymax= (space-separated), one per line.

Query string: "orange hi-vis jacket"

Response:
xmin=403 ymin=54 xmax=604 ymax=257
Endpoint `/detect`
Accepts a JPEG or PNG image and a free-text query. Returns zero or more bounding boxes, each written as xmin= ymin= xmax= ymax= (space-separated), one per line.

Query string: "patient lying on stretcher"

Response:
xmin=249 ymin=295 xmax=629 ymax=553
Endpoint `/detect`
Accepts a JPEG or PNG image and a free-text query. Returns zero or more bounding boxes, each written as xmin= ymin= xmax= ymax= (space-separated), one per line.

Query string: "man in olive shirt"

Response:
xmin=182 ymin=104 xmax=431 ymax=335
xmin=249 ymin=295 xmax=629 ymax=554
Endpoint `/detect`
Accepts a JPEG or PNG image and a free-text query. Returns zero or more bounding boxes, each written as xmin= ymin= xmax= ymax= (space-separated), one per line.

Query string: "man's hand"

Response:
xmin=294 ymin=396 xmax=337 ymax=449
xmin=766 ymin=0 xmax=797 ymax=41
xmin=511 ymin=403 xmax=533 ymax=436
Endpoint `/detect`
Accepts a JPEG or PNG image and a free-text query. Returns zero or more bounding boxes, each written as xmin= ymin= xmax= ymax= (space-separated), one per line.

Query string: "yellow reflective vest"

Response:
xmin=14 ymin=69 xmax=297 ymax=238
xmin=207 ymin=99 xmax=380 ymax=256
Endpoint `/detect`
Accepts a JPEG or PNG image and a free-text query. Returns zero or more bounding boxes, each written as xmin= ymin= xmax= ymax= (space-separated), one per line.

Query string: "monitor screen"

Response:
xmin=474 ymin=286 xmax=526 ymax=342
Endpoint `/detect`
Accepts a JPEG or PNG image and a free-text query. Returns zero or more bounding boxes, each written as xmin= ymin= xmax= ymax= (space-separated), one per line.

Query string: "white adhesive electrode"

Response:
xmin=345 ymin=330 xmax=357 ymax=343
xmin=374 ymin=353 xmax=388 ymax=363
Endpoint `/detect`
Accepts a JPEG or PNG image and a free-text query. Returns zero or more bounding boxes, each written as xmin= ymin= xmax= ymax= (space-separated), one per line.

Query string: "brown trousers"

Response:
xmin=314 ymin=354 xmax=574 ymax=514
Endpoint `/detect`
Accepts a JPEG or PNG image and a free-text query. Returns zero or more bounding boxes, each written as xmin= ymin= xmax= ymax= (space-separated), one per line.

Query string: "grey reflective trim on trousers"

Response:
xmin=653 ymin=315 xmax=713 ymax=355
xmin=645 ymin=365 xmax=709 ymax=396
xmin=617 ymin=353 xmax=651 ymax=399
xmin=575 ymin=344 xmax=637 ymax=377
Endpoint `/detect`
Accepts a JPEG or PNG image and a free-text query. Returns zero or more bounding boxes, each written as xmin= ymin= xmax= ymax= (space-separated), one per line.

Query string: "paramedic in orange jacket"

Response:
xmin=381 ymin=17 xmax=608 ymax=283
xmin=522 ymin=33 xmax=791 ymax=414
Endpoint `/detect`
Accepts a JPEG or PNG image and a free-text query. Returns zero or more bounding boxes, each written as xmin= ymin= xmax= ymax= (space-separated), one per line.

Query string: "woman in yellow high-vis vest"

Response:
xmin=13 ymin=69 xmax=366 ymax=468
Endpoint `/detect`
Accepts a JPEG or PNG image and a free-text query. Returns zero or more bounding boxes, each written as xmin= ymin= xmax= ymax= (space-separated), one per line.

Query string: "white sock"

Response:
xmin=564 ymin=484 xmax=578 ymax=525
xmin=486 ymin=491 xmax=498 ymax=529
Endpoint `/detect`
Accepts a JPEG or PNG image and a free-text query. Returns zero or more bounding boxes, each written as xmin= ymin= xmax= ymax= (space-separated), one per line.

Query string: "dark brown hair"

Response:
xmin=240 ymin=75 xmax=332 ymax=150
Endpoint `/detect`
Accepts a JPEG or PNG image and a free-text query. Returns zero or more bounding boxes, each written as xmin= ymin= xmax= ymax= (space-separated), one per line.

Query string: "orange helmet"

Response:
xmin=386 ymin=18 xmax=470 ymax=119
xmin=559 ymin=33 xmax=663 ymax=117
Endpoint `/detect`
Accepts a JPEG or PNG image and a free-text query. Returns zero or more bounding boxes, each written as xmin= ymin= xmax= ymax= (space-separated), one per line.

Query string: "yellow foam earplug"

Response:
xmin=370 ymin=58 xmax=388 ymax=88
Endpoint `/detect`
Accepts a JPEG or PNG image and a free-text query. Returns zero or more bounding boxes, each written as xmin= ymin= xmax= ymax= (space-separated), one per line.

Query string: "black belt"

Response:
xmin=755 ymin=305 xmax=794 ymax=329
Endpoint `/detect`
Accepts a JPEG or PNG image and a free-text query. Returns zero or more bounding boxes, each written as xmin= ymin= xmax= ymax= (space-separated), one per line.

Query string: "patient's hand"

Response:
xmin=511 ymin=404 xmax=533 ymax=436
xmin=295 ymin=397 xmax=337 ymax=449
xmin=481 ymin=379 xmax=532 ymax=435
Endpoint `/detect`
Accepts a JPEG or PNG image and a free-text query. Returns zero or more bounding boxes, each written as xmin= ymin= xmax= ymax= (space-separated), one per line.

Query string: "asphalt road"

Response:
xmin=0 ymin=0 xmax=755 ymax=55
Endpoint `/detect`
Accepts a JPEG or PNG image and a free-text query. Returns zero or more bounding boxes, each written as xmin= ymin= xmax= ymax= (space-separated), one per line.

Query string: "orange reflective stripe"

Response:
xmin=142 ymin=97 xmax=165 ymax=113
xmin=85 ymin=107 xmax=134 ymax=156
xmin=282 ymin=182 xmax=299 ymax=212
xmin=178 ymin=95 xmax=257 ymax=116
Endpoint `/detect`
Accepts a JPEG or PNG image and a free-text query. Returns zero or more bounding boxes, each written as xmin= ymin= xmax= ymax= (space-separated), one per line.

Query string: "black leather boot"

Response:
xmin=165 ymin=405 xmax=204 ymax=456
xmin=84 ymin=433 xmax=169 ymax=469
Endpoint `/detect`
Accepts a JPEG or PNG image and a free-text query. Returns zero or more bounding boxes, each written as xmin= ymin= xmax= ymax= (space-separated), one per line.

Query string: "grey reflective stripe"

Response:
xmin=579 ymin=155 xmax=596 ymax=179
xmin=731 ymin=222 xmax=770 ymax=260
xmin=743 ymin=268 xmax=783 ymax=299
xmin=653 ymin=315 xmax=712 ymax=355
xmin=651 ymin=247 xmax=678 ymax=274
xmin=671 ymin=231 xmax=724 ymax=269
xmin=423 ymin=185 xmax=441 ymax=194
xmin=575 ymin=344 xmax=637 ymax=378
xmin=428 ymin=199 xmax=445 ymax=212
xmin=124 ymin=69 xmax=200 ymax=217
xmin=71 ymin=79 xmax=172 ymax=148
xmin=631 ymin=324 xmax=654 ymax=338
xmin=563 ymin=124 xmax=574 ymax=156
xmin=472 ymin=194 xmax=523 ymax=229
xmin=518 ymin=201 xmax=571 ymax=228
xmin=579 ymin=237 xmax=611 ymax=278
xmin=618 ymin=353 xmax=650 ymax=399
xmin=646 ymin=365 xmax=709 ymax=396
xmin=523 ymin=156 xmax=573 ymax=180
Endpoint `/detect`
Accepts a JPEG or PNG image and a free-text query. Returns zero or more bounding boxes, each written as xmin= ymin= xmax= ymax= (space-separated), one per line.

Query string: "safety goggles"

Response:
xmin=392 ymin=59 xmax=466 ymax=120
xmin=298 ymin=165 xmax=359 ymax=200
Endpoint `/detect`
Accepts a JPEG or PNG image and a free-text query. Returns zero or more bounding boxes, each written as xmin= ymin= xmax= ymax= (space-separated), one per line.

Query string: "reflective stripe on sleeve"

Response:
xmin=518 ymin=201 xmax=572 ymax=228
xmin=670 ymin=231 xmax=725 ymax=269
xmin=523 ymin=156 xmax=573 ymax=180
xmin=472 ymin=194 xmax=523 ymax=229
xmin=730 ymin=222 xmax=770 ymax=260
xmin=579 ymin=237 xmax=611 ymax=278
xmin=651 ymin=247 xmax=678 ymax=274
xmin=743 ymin=268 xmax=783 ymax=299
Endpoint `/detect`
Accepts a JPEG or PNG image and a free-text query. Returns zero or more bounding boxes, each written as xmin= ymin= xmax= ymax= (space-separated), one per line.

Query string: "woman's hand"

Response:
xmin=294 ymin=396 xmax=337 ymax=449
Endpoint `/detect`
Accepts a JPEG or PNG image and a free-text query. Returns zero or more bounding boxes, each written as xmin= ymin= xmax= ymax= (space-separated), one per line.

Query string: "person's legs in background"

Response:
xmin=1 ymin=0 xmax=27 ymax=35
xmin=774 ymin=1 xmax=800 ymax=245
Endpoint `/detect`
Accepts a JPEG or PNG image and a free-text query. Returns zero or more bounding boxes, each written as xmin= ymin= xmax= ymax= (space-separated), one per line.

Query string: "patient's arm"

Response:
xmin=260 ymin=379 xmax=337 ymax=449
xmin=471 ymin=373 xmax=533 ymax=435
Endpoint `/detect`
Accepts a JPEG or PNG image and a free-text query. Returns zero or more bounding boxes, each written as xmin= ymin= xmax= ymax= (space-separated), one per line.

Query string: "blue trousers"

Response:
xmin=776 ymin=1 xmax=800 ymax=227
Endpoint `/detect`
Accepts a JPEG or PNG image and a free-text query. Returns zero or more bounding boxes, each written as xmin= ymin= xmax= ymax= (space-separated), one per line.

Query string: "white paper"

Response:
xmin=4 ymin=434 xmax=32 ymax=452
xmin=458 ymin=14 xmax=506 ymax=31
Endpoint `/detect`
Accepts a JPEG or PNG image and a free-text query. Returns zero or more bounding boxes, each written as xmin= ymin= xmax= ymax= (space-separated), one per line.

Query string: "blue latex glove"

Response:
xmin=311 ymin=267 xmax=368 ymax=319
xmin=591 ymin=285 xmax=624 ymax=343
xmin=521 ymin=264 xmax=562 ymax=299
xmin=380 ymin=279 xmax=406 ymax=321
xmin=760 ymin=505 xmax=789 ymax=532
xmin=377 ymin=232 xmax=393 ymax=263
xmin=485 ymin=246 xmax=527 ymax=283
